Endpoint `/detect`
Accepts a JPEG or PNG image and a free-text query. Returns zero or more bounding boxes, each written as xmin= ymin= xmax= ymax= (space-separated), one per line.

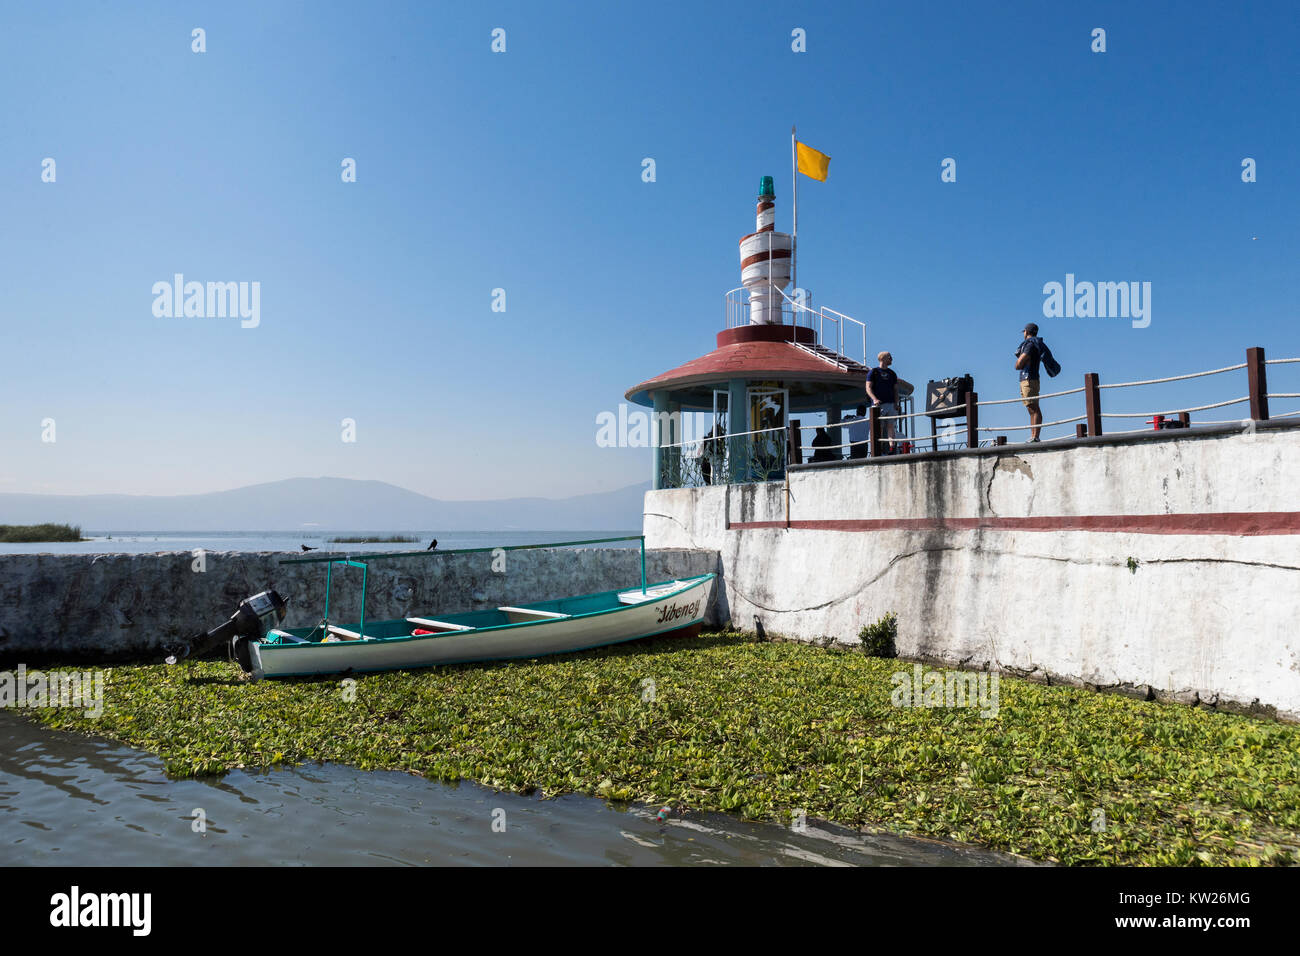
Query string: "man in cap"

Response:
xmin=1014 ymin=323 xmax=1043 ymax=442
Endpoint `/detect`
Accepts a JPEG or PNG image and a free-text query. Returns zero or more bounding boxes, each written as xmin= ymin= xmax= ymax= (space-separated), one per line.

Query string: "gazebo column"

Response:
xmin=652 ymin=391 xmax=667 ymax=489
xmin=727 ymin=378 xmax=747 ymax=483
xmin=665 ymin=397 xmax=682 ymax=484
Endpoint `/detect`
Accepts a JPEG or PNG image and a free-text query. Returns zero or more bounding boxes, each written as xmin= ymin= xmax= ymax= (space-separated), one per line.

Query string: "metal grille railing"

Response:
xmin=656 ymin=426 xmax=788 ymax=489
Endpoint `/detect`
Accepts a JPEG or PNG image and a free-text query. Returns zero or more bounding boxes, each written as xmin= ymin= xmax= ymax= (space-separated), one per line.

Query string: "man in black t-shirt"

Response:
xmin=866 ymin=351 xmax=901 ymax=451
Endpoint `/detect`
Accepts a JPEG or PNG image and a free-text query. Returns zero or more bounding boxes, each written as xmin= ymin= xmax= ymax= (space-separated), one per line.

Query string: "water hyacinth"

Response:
xmin=24 ymin=631 xmax=1300 ymax=866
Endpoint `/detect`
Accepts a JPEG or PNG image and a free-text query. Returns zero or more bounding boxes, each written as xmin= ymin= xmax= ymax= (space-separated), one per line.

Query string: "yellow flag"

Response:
xmin=796 ymin=141 xmax=830 ymax=181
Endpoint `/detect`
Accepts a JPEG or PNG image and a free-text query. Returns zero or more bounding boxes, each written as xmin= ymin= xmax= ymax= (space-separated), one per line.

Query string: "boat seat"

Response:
xmin=618 ymin=582 xmax=684 ymax=605
xmin=326 ymin=625 xmax=373 ymax=641
xmin=406 ymin=618 xmax=475 ymax=632
xmin=497 ymin=606 xmax=570 ymax=624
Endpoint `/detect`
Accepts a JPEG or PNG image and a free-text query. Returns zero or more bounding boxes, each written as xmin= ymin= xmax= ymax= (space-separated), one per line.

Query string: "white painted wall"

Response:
xmin=645 ymin=426 xmax=1300 ymax=720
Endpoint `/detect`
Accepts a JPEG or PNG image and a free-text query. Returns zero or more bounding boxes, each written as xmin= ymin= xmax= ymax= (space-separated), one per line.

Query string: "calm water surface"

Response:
xmin=0 ymin=530 xmax=642 ymax=556
xmin=0 ymin=714 xmax=1029 ymax=867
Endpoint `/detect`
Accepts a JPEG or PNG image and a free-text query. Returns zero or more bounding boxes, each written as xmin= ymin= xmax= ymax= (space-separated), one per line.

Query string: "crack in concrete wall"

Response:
xmin=643 ymin=426 xmax=1300 ymax=721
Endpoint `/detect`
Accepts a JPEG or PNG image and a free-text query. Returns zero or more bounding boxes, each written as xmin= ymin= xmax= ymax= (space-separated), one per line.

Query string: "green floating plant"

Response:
xmin=24 ymin=631 xmax=1300 ymax=866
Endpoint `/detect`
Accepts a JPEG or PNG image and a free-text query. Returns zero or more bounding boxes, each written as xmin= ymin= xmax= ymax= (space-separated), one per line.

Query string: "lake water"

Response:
xmin=0 ymin=530 xmax=643 ymax=556
xmin=0 ymin=713 xmax=1027 ymax=867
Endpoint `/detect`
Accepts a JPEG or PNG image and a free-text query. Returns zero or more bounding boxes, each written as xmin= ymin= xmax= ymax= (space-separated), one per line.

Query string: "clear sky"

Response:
xmin=2 ymin=1 xmax=1296 ymax=499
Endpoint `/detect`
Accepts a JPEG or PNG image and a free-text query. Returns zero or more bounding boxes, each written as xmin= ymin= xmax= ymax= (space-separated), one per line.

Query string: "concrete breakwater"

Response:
xmin=0 ymin=548 xmax=721 ymax=661
xmin=645 ymin=423 xmax=1300 ymax=722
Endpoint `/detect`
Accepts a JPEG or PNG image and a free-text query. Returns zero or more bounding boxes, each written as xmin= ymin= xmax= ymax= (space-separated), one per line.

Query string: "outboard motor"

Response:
xmin=168 ymin=590 xmax=288 ymax=673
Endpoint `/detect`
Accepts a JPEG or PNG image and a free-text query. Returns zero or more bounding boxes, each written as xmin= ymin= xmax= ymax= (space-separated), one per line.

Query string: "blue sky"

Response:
xmin=1 ymin=1 xmax=1296 ymax=499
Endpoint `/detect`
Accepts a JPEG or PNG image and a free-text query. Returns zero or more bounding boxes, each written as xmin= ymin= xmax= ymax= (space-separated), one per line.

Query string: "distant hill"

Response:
xmin=0 ymin=477 xmax=652 ymax=531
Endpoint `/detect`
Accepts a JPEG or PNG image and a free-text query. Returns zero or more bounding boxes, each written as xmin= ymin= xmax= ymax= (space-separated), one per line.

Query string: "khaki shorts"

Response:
xmin=1020 ymin=378 xmax=1040 ymax=410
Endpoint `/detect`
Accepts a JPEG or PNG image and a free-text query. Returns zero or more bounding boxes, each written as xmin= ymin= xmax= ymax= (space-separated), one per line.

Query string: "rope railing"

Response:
xmin=651 ymin=346 xmax=1294 ymax=485
xmin=795 ymin=422 xmax=888 ymax=453
xmin=653 ymin=424 xmax=784 ymax=450
xmin=801 ymin=442 xmax=853 ymax=452
xmin=786 ymin=344 xmax=1292 ymax=460
xmin=978 ymin=415 xmax=1087 ymax=432
xmin=976 ymin=386 xmax=1085 ymax=406
xmin=1097 ymin=363 xmax=1246 ymax=389
xmin=870 ymin=407 xmax=926 ymax=422
xmin=1100 ymin=397 xmax=1249 ymax=418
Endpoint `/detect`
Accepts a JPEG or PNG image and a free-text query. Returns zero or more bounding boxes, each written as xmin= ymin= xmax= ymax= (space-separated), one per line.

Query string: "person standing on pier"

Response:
xmin=866 ymin=352 xmax=903 ymax=452
xmin=846 ymin=404 xmax=870 ymax=459
xmin=1015 ymin=323 xmax=1043 ymax=442
xmin=810 ymin=427 xmax=838 ymax=463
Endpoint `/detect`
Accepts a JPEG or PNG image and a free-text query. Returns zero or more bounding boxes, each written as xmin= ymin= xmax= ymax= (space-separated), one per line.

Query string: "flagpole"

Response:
xmin=790 ymin=125 xmax=797 ymax=315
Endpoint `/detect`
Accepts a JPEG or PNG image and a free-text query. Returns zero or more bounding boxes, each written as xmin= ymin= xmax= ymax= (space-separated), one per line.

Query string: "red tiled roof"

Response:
xmin=625 ymin=340 xmax=864 ymax=404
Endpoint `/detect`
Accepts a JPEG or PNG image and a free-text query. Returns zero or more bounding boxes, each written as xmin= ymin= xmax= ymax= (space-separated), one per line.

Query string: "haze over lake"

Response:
xmin=0 ymin=477 xmax=650 ymax=537
xmin=0 ymin=530 xmax=643 ymax=556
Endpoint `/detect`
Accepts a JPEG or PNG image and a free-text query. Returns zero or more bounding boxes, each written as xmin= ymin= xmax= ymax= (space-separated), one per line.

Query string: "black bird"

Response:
xmin=301 ymin=544 xmax=317 ymax=552
xmin=427 ymin=539 xmax=438 ymax=551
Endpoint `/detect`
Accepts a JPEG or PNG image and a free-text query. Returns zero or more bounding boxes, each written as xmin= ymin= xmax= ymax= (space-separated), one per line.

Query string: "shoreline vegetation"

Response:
xmin=327 ymin=535 xmax=419 ymax=543
xmin=0 ymin=523 xmax=85 ymax=543
xmin=25 ymin=631 xmax=1300 ymax=866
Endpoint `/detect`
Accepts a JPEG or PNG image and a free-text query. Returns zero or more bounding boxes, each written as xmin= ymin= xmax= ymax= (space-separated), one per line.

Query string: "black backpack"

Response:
xmin=1039 ymin=339 xmax=1062 ymax=378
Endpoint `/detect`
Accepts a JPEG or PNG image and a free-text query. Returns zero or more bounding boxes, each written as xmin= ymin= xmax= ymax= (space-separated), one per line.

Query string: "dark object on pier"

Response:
xmin=921 ymin=375 xmax=976 ymax=452
xmin=427 ymin=539 xmax=438 ymax=550
xmin=925 ymin=374 xmax=974 ymax=419
xmin=167 ymin=590 xmax=289 ymax=670
xmin=1148 ymin=413 xmax=1192 ymax=431
xmin=301 ymin=544 xmax=317 ymax=552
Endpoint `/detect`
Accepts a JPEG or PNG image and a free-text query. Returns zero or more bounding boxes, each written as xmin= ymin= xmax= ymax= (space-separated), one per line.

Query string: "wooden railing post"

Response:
xmin=1247 ymin=347 xmax=1269 ymax=422
xmin=965 ymin=392 xmax=978 ymax=449
xmin=788 ymin=419 xmax=802 ymax=466
xmin=1085 ymin=373 xmax=1102 ymax=437
xmin=869 ymin=404 xmax=881 ymax=457
xmin=1177 ymin=412 xmax=1191 ymax=428
xmin=1075 ymin=424 xmax=1087 ymax=439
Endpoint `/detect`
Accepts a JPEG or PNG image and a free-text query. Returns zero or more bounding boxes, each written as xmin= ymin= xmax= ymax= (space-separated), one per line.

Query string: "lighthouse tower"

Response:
xmin=738 ymin=176 xmax=793 ymax=324
xmin=626 ymin=173 xmax=887 ymax=489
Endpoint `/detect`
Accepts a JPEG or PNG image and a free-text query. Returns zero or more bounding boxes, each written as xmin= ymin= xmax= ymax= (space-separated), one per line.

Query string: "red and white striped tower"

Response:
xmin=738 ymin=176 xmax=793 ymax=325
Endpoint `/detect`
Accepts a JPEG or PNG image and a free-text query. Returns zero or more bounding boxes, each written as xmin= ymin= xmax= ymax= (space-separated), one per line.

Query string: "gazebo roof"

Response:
xmin=625 ymin=325 xmax=869 ymax=412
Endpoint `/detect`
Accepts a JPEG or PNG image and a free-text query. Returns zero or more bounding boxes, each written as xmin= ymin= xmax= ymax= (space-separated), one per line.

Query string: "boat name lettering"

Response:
xmin=656 ymin=598 xmax=701 ymax=624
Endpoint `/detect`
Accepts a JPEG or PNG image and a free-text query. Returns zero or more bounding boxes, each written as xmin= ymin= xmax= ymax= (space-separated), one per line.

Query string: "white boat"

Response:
xmin=249 ymin=573 xmax=716 ymax=679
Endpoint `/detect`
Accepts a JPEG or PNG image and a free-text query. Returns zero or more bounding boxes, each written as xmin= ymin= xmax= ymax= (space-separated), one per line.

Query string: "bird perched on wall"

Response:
xmin=427 ymin=539 xmax=438 ymax=551
xmin=301 ymin=544 xmax=317 ymax=552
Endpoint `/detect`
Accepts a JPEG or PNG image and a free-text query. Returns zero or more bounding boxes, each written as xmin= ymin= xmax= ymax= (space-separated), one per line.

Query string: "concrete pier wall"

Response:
xmin=644 ymin=423 xmax=1300 ymax=721
xmin=0 ymin=548 xmax=721 ymax=661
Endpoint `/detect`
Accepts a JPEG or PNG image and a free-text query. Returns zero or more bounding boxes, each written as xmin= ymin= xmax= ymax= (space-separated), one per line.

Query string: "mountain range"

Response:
xmin=0 ymin=477 xmax=651 ymax=531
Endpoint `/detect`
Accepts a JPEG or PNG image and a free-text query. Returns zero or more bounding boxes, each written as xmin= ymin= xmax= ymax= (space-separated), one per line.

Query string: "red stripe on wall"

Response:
xmin=727 ymin=512 xmax=1300 ymax=536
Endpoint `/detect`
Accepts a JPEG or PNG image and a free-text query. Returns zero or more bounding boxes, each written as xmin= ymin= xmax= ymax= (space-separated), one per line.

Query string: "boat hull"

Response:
xmin=250 ymin=574 xmax=715 ymax=679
